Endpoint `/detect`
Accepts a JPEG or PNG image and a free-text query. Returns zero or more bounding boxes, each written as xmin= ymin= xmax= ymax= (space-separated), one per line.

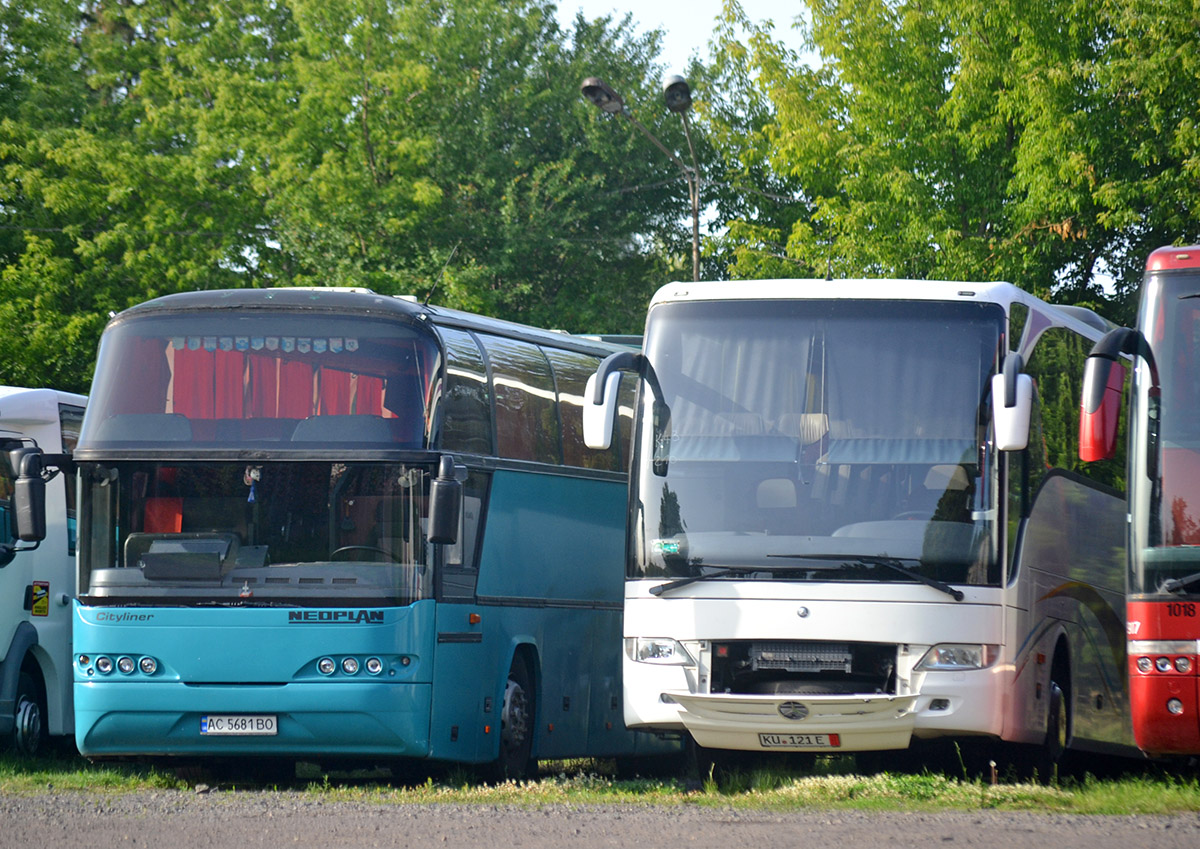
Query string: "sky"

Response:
xmin=553 ymin=0 xmax=808 ymax=74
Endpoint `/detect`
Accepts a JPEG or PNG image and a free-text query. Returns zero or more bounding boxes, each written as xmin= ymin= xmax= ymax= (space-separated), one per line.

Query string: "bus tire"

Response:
xmin=11 ymin=672 xmax=46 ymax=757
xmin=1032 ymin=677 xmax=1069 ymax=783
xmin=486 ymin=655 xmax=536 ymax=783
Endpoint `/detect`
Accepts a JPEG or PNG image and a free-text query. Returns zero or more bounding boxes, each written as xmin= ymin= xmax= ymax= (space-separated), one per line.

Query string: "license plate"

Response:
xmin=758 ymin=732 xmax=840 ymax=749
xmin=200 ymin=714 xmax=278 ymax=736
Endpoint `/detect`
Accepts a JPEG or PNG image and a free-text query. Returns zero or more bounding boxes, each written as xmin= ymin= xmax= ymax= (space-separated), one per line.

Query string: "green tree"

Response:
xmin=704 ymin=0 xmax=1200 ymax=317
xmin=0 ymin=0 xmax=686 ymax=391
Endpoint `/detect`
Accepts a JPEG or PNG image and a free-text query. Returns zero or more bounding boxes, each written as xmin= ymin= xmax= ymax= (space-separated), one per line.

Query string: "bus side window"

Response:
xmin=436 ymin=328 xmax=494 ymax=456
xmin=543 ymin=347 xmax=621 ymax=472
xmin=478 ymin=334 xmax=560 ymax=465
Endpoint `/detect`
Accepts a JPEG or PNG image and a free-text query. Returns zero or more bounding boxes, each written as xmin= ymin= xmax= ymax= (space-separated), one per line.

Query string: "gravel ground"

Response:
xmin=2 ymin=791 xmax=1198 ymax=849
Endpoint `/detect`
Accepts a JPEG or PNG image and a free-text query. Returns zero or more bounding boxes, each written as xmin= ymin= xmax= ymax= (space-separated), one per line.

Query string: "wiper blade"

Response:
xmin=767 ymin=553 xmax=965 ymax=601
xmin=1161 ymin=570 xmax=1200 ymax=594
xmin=650 ymin=566 xmax=757 ymax=596
xmin=648 ymin=564 xmax=813 ymax=596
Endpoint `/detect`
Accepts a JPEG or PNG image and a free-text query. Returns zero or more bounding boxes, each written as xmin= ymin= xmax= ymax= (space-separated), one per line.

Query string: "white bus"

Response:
xmin=0 ymin=387 xmax=85 ymax=755
xmin=584 ymin=279 xmax=1135 ymax=772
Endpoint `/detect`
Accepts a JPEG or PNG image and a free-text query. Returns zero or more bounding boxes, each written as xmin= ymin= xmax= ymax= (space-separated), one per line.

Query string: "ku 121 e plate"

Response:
xmin=200 ymin=715 xmax=278 ymax=736
xmin=758 ymin=732 xmax=841 ymax=748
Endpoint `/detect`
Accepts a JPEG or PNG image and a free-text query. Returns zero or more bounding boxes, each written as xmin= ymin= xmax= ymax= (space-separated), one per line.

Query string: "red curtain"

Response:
xmin=247 ymin=354 xmax=279 ymax=418
xmin=356 ymin=375 xmax=383 ymax=415
xmin=319 ymin=368 xmax=353 ymax=415
xmin=277 ymin=360 xmax=314 ymax=418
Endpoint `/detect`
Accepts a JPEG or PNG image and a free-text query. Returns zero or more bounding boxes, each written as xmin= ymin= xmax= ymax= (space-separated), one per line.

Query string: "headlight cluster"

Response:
xmin=78 ymin=654 xmax=158 ymax=677
xmin=1130 ymin=641 xmax=1196 ymax=675
xmin=626 ymin=637 xmax=693 ymax=666
xmin=316 ymin=655 xmax=396 ymax=676
xmin=915 ymin=644 xmax=999 ymax=671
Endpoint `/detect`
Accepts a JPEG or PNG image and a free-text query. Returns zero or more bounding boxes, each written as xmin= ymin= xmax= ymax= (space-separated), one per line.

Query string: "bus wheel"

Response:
xmin=1032 ymin=679 xmax=1068 ymax=783
xmin=11 ymin=672 xmax=45 ymax=757
xmin=487 ymin=656 xmax=536 ymax=783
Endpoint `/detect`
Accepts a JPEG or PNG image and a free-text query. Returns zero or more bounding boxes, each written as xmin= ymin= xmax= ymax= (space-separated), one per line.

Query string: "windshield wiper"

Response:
xmin=650 ymin=566 xmax=756 ymax=596
xmin=649 ymin=564 xmax=812 ymax=597
xmin=767 ymin=553 xmax=965 ymax=601
xmin=1161 ymin=570 xmax=1200 ymax=594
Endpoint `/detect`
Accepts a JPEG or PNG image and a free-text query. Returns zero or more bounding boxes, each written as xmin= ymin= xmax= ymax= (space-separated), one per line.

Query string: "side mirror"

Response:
xmin=583 ymin=350 xmax=642 ymax=450
xmin=992 ymin=353 xmax=1033 ymax=451
xmin=583 ymin=371 xmax=621 ymax=450
xmin=427 ymin=455 xmax=462 ymax=545
xmin=11 ymin=447 xmax=47 ymax=542
xmin=1079 ymin=356 xmax=1127 ymax=462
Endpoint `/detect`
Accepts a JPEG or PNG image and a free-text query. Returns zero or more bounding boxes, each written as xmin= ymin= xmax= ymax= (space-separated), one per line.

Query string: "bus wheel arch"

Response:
xmin=12 ymin=665 xmax=47 ymax=757
xmin=486 ymin=646 xmax=538 ymax=783
xmin=1032 ymin=639 xmax=1072 ymax=781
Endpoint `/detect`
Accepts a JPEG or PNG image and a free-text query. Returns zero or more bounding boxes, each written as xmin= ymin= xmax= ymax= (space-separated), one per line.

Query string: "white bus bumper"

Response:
xmin=665 ymin=691 xmax=919 ymax=752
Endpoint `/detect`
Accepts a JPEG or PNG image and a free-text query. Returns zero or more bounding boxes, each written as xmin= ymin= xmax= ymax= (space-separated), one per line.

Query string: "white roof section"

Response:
xmin=0 ymin=386 xmax=87 ymax=425
xmin=650 ymin=278 xmax=1020 ymax=307
xmin=647 ymin=278 xmax=1112 ymax=342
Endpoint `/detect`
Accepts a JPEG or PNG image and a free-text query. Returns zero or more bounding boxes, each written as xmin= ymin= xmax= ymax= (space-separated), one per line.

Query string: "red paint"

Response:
xmin=1127 ymin=599 xmax=1200 ymax=755
xmin=1079 ymin=361 xmax=1126 ymax=462
xmin=1146 ymin=245 xmax=1200 ymax=271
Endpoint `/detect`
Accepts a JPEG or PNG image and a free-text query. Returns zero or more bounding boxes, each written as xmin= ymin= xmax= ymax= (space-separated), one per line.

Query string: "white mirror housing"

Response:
xmin=583 ymin=371 xmax=621 ymax=450
xmin=992 ymin=372 xmax=1033 ymax=451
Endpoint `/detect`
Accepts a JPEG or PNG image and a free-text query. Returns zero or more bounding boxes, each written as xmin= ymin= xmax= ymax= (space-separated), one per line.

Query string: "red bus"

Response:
xmin=1081 ymin=245 xmax=1200 ymax=756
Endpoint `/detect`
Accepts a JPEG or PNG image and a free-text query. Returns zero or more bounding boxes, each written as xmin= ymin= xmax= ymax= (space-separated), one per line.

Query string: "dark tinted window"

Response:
xmin=437 ymin=328 xmax=493 ymax=455
xmin=543 ymin=347 xmax=620 ymax=471
xmin=480 ymin=335 xmax=560 ymax=464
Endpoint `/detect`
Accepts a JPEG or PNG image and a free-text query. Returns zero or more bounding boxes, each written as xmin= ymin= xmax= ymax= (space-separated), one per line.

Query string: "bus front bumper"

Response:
xmin=664 ymin=691 xmax=919 ymax=752
xmin=74 ymin=680 xmax=432 ymax=759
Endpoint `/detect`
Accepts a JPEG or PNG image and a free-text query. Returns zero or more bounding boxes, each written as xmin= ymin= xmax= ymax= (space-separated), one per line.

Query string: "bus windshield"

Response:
xmin=79 ymin=460 xmax=435 ymax=606
xmin=629 ymin=299 xmax=1004 ymax=587
xmin=1133 ymin=270 xmax=1200 ymax=594
xmin=79 ymin=311 xmax=438 ymax=451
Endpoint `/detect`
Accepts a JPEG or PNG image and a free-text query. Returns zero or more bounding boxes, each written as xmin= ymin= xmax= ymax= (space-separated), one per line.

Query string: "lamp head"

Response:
xmin=663 ymin=75 xmax=692 ymax=113
xmin=581 ymin=77 xmax=625 ymax=114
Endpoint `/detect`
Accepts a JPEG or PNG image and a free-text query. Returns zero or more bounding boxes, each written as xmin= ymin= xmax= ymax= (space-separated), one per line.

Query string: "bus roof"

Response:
xmin=1146 ymin=245 xmax=1200 ymax=271
xmin=647 ymin=278 xmax=1111 ymax=338
xmin=0 ymin=386 xmax=87 ymax=424
xmin=111 ymin=288 xmax=627 ymax=359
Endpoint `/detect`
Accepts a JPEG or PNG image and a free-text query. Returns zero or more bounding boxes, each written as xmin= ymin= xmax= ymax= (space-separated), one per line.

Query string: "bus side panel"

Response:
xmin=470 ymin=469 xmax=628 ymax=761
xmin=1019 ymin=473 xmax=1132 ymax=749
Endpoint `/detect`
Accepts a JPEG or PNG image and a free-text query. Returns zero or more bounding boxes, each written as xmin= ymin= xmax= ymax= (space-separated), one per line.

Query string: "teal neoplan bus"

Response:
xmin=17 ymin=288 xmax=661 ymax=777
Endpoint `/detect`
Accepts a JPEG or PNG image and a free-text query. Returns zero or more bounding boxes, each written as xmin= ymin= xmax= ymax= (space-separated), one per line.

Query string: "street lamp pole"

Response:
xmin=581 ymin=76 xmax=701 ymax=281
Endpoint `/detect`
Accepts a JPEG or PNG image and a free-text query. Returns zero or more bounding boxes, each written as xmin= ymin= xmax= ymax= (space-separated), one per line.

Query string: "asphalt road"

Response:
xmin=2 ymin=791 xmax=1198 ymax=849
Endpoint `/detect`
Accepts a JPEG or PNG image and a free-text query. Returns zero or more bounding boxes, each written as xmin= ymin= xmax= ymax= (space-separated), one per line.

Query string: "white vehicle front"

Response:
xmin=0 ymin=387 xmax=85 ymax=755
xmin=587 ymin=281 xmax=1038 ymax=755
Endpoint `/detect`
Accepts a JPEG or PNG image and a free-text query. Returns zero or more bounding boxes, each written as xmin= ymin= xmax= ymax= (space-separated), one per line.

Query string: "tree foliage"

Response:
xmin=0 ymin=0 xmax=688 ymax=391
xmin=703 ymin=0 xmax=1200 ymax=320
xmin=4 ymin=0 xmax=1200 ymax=392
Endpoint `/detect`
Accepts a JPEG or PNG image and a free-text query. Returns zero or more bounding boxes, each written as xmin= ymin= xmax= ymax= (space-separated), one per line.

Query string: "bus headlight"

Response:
xmin=117 ymin=656 xmax=136 ymax=674
xmin=916 ymin=644 xmax=999 ymax=671
xmin=139 ymin=656 xmax=158 ymax=675
xmin=627 ymin=637 xmax=693 ymax=665
xmin=317 ymin=657 xmax=336 ymax=675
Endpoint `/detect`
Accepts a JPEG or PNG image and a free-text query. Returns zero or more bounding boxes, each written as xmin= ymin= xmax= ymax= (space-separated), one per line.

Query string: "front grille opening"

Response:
xmin=710 ymin=640 xmax=896 ymax=695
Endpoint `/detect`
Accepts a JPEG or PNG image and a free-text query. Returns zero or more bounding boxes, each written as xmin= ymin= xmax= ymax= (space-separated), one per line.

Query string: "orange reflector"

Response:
xmin=468 ymin=613 xmax=481 ymax=625
xmin=484 ymin=725 xmax=491 ymax=734
xmin=547 ymin=723 xmax=554 ymax=732
xmin=1036 ymin=653 xmax=1046 ymax=664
